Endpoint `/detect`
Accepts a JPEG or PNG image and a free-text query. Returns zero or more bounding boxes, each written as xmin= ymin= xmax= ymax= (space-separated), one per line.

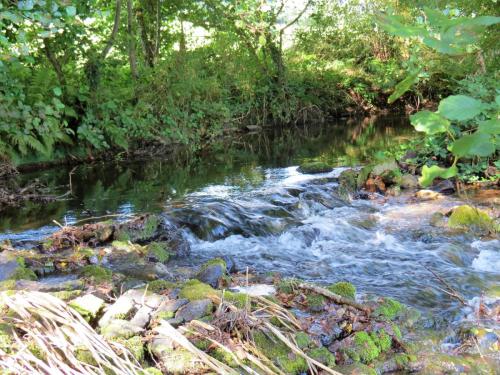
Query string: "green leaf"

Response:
xmin=449 ymin=132 xmax=496 ymax=158
xmin=496 ymin=95 xmax=500 ymax=107
xmin=438 ymin=95 xmax=484 ymax=121
xmin=66 ymin=6 xmax=76 ymax=17
xmin=419 ymin=165 xmax=458 ymax=187
xmin=477 ymin=119 xmax=500 ymax=135
xmin=388 ymin=70 xmax=420 ymax=104
xmin=463 ymin=16 xmax=500 ymax=27
xmin=410 ymin=111 xmax=449 ymax=134
xmin=53 ymin=87 xmax=62 ymax=96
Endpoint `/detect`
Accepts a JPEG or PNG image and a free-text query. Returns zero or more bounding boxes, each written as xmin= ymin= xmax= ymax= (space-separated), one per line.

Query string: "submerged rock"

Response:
xmin=448 ymin=205 xmax=497 ymax=233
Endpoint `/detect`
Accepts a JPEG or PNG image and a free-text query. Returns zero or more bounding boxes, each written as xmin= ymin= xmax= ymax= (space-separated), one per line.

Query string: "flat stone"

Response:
xmin=101 ymin=319 xmax=144 ymax=339
xmin=175 ymin=299 xmax=213 ymax=322
xmin=400 ymin=174 xmax=419 ymax=189
xmin=415 ymin=189 xmax=442 ymax=201
xmin=156 ymin=298 xmax=189 ymax=314
xmin=69 ymin=294 xmax=105 ymax=320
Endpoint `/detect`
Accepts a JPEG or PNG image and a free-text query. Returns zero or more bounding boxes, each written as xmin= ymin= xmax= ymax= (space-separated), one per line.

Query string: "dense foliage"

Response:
xmin=0 ymin=0 xmax=498 ymax=183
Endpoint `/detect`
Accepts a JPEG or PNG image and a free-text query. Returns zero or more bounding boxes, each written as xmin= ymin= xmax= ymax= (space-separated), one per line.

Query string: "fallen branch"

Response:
xmin=423 ymin=265 xmax=469 ymax=307
xmin=297 ymin=283 xmax=371 ymax=314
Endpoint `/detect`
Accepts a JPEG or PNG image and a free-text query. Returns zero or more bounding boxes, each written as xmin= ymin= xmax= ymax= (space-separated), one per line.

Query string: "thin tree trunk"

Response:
xmin=101 ymin=0 xmax=122 ymax=59
xmin=127 ymin=0 xmax=138 ymax=80
xmin=43 ymin=40 xmax=66 ymax=89
xmin=136 ymin=9 xmax=155 ymax=67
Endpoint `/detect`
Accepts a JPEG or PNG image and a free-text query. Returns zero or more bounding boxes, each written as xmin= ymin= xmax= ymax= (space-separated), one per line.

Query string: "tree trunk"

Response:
xmin=127 ymin=0 xmax=139 ymax=80
xmin=43 ymin=40 xmax=66 ymax=90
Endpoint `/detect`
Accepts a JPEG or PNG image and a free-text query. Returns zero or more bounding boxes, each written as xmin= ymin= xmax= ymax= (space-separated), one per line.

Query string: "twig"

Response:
xmin=423 ymin=265 xmax=469 ymax=306
xmin=297 ymin=283 xmax=372 ymax=314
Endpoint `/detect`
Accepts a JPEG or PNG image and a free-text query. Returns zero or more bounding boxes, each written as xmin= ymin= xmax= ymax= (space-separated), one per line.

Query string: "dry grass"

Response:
xmin=0 ymin=291 xmax=142 ymax=375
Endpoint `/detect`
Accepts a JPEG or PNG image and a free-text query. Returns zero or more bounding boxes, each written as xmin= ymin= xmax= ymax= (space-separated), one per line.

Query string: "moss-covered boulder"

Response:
xmin=114 ymin=214 xmax=162 ymax=243
xmin=0 ymin=253 xmax=37 ymax=282
xmin=253 ymin=330 xmax=308 ymax=374
xmin=372 ymin=298 xmax=404 ymax=320
xmin=308 ymin=347 xmax=336 ymax=367
xmin=448 ymin=205 xmax=497 ymax=233
xmin=338 ymin=169 xmax=359 ymax=200
xmin=195 ymin=258 xmax=227 ymax=288
xmin=327 ymin=281 xmax=356 ymax=299
xmin=344 ymin=331 xmax=381 ymax=363
xmin=69 ymin=294 xmax=105 ymax=321
xmin=298 ymin=162 xmax=333 ymax=174
xmin=146 ymin=242 xmax=172 ymax=263
xmin=179 ymin=279 xmax=220 ymax=302
xmin=80 ymin=265 xmax=112 ymax=283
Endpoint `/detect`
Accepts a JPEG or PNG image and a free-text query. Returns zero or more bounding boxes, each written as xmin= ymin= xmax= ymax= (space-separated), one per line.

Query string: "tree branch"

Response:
xmin=101 ymin=0 xmax=122 ymax=60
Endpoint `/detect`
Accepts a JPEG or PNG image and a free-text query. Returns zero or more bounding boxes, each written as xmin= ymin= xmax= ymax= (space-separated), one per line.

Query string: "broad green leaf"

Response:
xmin=53 ymin=87 xmax=62 ymax=96
xmin=464 ymin=16 xmax=500 ymax=27
xmin=438 ymin=95 xmax=484 ymax=121
xmin=66 ymin=6 xmax=76 ymax=17
xmin=410 ymin=110 xmax=449 ymax=134
xmin=419 ymin=165 xmax=458 ymax=187
xmin=477 ymin=119 xmax=500 ymax=135
xmin=388 ymin=70 xmax=420 ymax=104
xmin=496 ymin=95 xmax=500 ymax=107
xmin=377 ymin=14 xmax=428 ymax=38
xmin=449 ymin=132 xmax=495 ymax=158
xmin=423 ymin=37 xmax=464 ymax=55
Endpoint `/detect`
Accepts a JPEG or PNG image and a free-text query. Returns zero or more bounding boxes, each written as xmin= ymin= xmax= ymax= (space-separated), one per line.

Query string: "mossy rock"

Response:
xmin=51 ymin=290 xmax=82 ymax=301
xmin=155 ymin=347 xmax=206 ymax=374
xmin=298 ymin=162 xmax=333 ymax=174
xmin=373 ymin=298 xmax=404 ymax=320
xmin=115 ymin=336 xmax=144 ymax=362
xmin=295 ymin=332 xmax=313 ymax=350
xmin=111 ymin=240 xmax=144 ymax=253
xmin=9 ymin=257 xmax=37 ymax=281
xmin=210 ymin=347 xmax=239 ymax=368
xmin=179 ymin=279 xmax=220 ymax=302
xmin=335 ymin=363 xmax=377 ymax=375
xmin=448 ymin=205 xmax=497 ymax=233
xmin=345 ymin=331 xmax=380 ymax=364
xmin=276 ymin=278 xmax=299 ymax=294
xmin=146 ymin=242 xmax=172 ymax=263
xmin=357 ymin=165 xmax=373 ymax=189
xmin=147 ymin=279 xmax=176 ymax=293
xmin=114 ymin=215 xmax=161 ymax=243
xmin=223 ymin=291 xmax=249 ymax=309
xmin=69 ymin=294 xmax=105 ymax=321
xmin=338 ymin=169 xmax=359 ymax=199
xmin=80 ymin=265 xmax=112 ymax=283
xmin=253 ymin=330 xmax=308 ymax=374
xmin=327 ymin=281 xmax=356 ymax=299
xmin=306 ymin=293 xmax=326 ymax=312
xmin=308 ymin=347 xmax=336 ymax=367
xmin=370 ymin=329 xmax=392 ymax=352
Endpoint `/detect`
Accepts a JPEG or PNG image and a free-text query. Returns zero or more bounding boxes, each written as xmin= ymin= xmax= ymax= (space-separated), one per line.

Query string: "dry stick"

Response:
xmin=423 ymin=265 xmax=469 ymax=306
xmin=297 ymin=283 xmax=372 ymax=314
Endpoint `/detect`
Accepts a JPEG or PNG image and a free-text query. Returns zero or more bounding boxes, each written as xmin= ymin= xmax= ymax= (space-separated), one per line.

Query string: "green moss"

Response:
xmin=269 ymin=316 xmax=284 ymax=327
xmin=201 ymin=258 xmax=227 ymax=272
xmin=335 ymin=363 xmax=377 ymax=375
xmin=0 ymin=280 xmax=16 ymax=291
xmin=357 ymin=165 xmax=373 ymax=188
xmin=156 ymin=310 xmax=175 ymax=320
xmin=298 ymin=161 xmax=333 ymax=174
xmin=391 ymin=323 xmax=402 ymax=340
xmin=224 ymin=291 xmax=249 ymax=309
xmin=75 ymin=247 xmax=94 ymax=260
xmin=306 ymin=294 xmax=325 ymax=310
xmin=448 ymin=205 xmax=497 ymax=232
xmin=276 ymin=278 xmax=299 ymax=294
xmin=211 ymin=347 xmax=239 ymax=367
xmin=147 ymin=242 xmax=171 ymax=263
xmin=51 ymin=290 xmax=82 ymax=301
xmin=327 ymin=281 xmax=356 ymax=299
xmin=308 ymin=347 xmax=336 ymax=367
xmin=253 ymin=331 xmax=308 ymax=374
xmin=295 ymin=332 xmax=312 ymax=349
xmin=394 ymin=353 xmax=417 ymax=368
xmin=0 ymin=333 xmax=12 ymax=353
xmin=346 ymin=331 xmax=380 ymax=364
xmin=373 ymin=298 xmax=404 ymax=320
xmin=179 ymin=279 xmax=220 ymax=301
xmin=81 ymin=265 xmax=112 ymax=283
xmin=75 ymin=347 xmax=98 ymax=366
xmin=114 ymin=215 xmax=160 ymax=242
xmin=147 ymin=279 xmax=175 ymax=293
xmin=370 ymin=329 xmax=392 ymax=352
xmin=27 ymin=341 xmax=46 ymax=361
xmin=194 ymin=339 xmax=211 ymax=351
xmin=9 ymin=257 xmax=37 ymax=281
xmin=119 ymin=336 xmax=144 ymax=362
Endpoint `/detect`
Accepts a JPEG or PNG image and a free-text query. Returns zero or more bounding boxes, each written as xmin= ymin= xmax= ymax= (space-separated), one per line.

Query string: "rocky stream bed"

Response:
xmin=0 ymin=158 xmax=499 ymax=374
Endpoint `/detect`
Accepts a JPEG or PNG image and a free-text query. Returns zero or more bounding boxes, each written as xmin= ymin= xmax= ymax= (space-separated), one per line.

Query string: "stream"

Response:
xmin=1 ymin=115 xmax=498 ymax=329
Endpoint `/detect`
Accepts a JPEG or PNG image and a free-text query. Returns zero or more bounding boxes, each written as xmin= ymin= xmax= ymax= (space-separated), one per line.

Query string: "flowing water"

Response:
xmin=1 ymin=115 xmax=498 ymax=328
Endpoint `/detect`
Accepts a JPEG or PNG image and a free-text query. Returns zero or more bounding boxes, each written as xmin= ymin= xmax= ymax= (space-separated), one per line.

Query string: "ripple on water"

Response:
xmin=471 ymin=240 xmax=500 ymax=273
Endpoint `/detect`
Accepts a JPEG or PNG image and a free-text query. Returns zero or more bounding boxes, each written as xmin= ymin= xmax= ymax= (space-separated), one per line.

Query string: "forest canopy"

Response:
xmin=0 ymin=0 xmax=498 ymax=181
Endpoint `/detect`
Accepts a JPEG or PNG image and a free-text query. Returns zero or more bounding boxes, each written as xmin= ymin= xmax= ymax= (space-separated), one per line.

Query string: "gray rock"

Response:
xmin=415 ymin=189 xmax=442 ymax=201
xmin=6 ymin=279 xmax=84 ymax=292
xmin=431 ymin=179 xmax=455 ymax=195
xmin=196 ymin=263 xmax=224 ymax=288
xmin=69 ymin=294 xmax=105 ymax=320
xmin=156 ymin=298 xmax=189 ymax=315
xmin=372 ymin=159 xmax=399 ymax=176
xmin=175 ymin=299 xmax=213 ymax=322
xmin=400 ymin=174 xmax=419 ymax=189
xmin=0 ymin=252 xmax=21 ymax=282
xmin=100 ymin=319 xmax=144 ymax=339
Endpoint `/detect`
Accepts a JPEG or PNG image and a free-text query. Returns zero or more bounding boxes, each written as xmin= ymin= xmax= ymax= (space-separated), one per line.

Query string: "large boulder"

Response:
xmin=195 ymin=258 xmax=227 ymax=288
xmin=298 ymin=162 xmax=333 ymax=174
